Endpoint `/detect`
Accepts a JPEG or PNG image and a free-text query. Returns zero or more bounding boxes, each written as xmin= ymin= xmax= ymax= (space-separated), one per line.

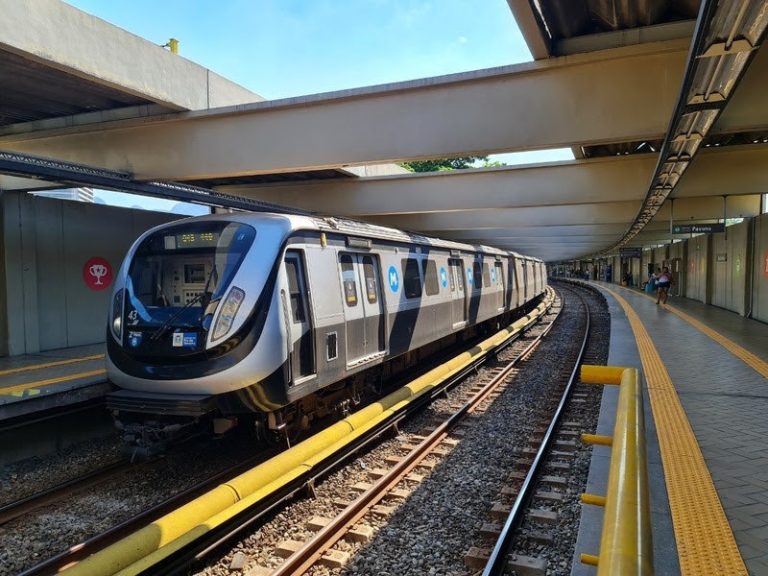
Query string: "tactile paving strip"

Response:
xmin=0 ymin=369 xmax=106 ymax=396
xmin=623 ymin=285 xmax=768 ymax=379
xmin=604 ymin=286 xmax=748 ymax=576
xmin=660 ymin=305 xmax=768 ymax=379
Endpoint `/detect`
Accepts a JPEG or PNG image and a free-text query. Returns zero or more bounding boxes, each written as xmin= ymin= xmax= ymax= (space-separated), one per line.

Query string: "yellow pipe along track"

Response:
xmin=64 ymin=289 xmax=554 ymax=576
xmin=580 ymin=366 xmax=653 ymax=576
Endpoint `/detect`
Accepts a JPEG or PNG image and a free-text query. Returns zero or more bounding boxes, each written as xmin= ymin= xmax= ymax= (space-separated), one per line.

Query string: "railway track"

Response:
xmin=0 ymin=459 xmax=130 ymax=527
xmin=475 ymin=280 xmax=605 ymax=575
xmin=15 ymin=291 xmax=561 ymax=576
xmin=15 ymin=449 xmax=276 ymax=576
xmin=268 ymin=301 xmax=562 ymax=576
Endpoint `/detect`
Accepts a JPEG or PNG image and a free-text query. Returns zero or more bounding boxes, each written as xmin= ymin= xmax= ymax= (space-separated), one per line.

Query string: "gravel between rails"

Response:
xmin=0 ymin=434 xmax=123 ymax=508
xmin=0 ymin=433 xmax=268 ymax=575
xmin=193 ymin=298 xmax=579 ymax=576
xmin=505 ymin=283 xmax=610 ymax=575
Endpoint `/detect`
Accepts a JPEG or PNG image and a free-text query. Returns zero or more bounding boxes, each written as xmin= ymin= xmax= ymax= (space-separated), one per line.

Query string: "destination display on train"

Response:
xmin=163 ymin=231 xmax=219 ymax=250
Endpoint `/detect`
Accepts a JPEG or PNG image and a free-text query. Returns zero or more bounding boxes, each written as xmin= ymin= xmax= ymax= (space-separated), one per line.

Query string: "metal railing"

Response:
xmin=580 ymin=365 xmax=653 ymax=576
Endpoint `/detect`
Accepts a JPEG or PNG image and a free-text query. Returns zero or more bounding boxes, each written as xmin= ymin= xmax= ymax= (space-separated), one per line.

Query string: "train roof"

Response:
xmin=178 ymin=212 xmax=543 ymax=263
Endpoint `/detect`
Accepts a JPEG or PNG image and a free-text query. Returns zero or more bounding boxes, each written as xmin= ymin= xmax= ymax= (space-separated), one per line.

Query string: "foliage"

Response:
xmin=400 ymin=156 xmax=490 ymax=172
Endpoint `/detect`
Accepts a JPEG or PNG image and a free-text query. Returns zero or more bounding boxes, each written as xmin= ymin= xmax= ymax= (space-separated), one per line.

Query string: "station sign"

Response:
xmin=619 ymin=247 xmax=642 ymax=258
xmin=83 ymin=256 xmax=113 ymax=291
xmin=671 ymin=223 xmax=725 ymax=234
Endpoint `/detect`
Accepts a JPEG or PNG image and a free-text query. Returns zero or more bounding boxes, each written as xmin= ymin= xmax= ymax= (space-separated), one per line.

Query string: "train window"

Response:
xmin=483 ymin=263 xmax=491 ymax=287
xmin=339 ymin=255 xmax=358 ymax=307
xmin=472 ymin=262 xmax=482 ymax=289
xmin=326 ymin=332 xmax=338 ymax=361
xmin=450 ymin=258 xmax=464 ymax=292
xmin=284 ymin=256 xmax=305 ymax=323
xmin=422 ymin=259 xmax=440 ymax=296
xmin=401 ymin=258 xmax=422 ymax=298
xmin=362 ymin=256 xmax=378 ymax=304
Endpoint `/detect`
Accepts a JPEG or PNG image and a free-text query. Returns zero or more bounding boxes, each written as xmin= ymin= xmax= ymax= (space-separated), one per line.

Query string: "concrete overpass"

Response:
xmin=1 ymin=0 xmax=767 ymax=263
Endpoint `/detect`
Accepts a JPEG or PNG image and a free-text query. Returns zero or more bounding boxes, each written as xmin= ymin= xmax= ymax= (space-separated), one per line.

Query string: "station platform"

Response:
xmin=572 ymin=280 xmax=768 ymax=576
xmin=0 ymin=344 xmax=112 ymax=422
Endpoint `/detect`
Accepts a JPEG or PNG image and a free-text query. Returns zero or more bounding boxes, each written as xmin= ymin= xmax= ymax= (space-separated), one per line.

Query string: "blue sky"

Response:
xmin=65 ymin=1 xmax=573 ymax=211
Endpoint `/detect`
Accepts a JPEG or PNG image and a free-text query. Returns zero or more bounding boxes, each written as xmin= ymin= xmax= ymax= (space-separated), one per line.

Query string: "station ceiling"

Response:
xmin=0 ymin=0 xmax=767 ymax=262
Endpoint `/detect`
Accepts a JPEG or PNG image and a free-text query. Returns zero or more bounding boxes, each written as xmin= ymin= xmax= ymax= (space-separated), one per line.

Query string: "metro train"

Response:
xmin=106 ymin=213 xmax=547 ymax=451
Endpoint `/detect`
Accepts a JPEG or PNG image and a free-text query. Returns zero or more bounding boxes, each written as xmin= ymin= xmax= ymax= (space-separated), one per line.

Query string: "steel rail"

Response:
xmin=22 ymin=292 xmax=553 ymax=576
xmin=16 ymin=451 xmax=274 ymax=576
xmin=270 ymin=294 xmax=563 ymax=575
xmin=140 ymin=292 xmax=557 ymax=576
xmin=481 ymin=282 xmax=592 ymax=576
xmin=0 ymin=459 xmax=130 ymax=527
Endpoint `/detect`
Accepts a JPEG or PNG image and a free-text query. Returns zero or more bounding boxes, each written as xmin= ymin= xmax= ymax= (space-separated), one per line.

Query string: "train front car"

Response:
xmin=106 ymin=214 xmax=291 ymax=454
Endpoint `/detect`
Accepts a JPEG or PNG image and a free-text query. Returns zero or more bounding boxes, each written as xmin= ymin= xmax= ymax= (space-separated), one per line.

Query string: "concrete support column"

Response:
xmin=1 ymin=191 xmax=40 ymax=356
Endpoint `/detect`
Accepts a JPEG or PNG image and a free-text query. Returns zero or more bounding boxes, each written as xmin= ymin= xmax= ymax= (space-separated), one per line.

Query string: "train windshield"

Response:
xmin=125 ymin=221 xmax=256 ymax=330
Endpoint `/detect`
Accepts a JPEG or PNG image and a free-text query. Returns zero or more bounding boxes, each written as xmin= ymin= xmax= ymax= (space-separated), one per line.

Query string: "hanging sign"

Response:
xmin=619 ymin=248 xmax=642 ymax=258
xmin=83 ymin=257 xmax=113 ymax=291
xmin=671 ymin=223 xmax=725 ymax=234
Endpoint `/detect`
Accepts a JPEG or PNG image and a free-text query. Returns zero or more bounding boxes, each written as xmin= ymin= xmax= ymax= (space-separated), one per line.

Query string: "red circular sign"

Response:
xmin=83 ymin=257 xmax=113 ymax=291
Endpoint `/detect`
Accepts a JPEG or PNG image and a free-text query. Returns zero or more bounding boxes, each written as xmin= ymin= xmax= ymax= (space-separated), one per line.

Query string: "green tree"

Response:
xmin=400 ymin=156 xmax=489 ymax=172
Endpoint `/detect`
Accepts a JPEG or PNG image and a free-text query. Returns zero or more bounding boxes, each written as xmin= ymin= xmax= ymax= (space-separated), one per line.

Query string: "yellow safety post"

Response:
xmin=581 ymin=433 xmax=613 ymax=446
xmin=580 ymin=366 xmax=653 ymax=576
xmin=581 ymin=364 xmax=624 ymax=385
xmin=581 ymin=493 xmax=607 ymax=507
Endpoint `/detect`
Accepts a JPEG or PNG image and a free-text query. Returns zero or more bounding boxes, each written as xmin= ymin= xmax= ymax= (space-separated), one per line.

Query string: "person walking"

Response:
xmin=656 ymin=267 xmax=672 ymax=305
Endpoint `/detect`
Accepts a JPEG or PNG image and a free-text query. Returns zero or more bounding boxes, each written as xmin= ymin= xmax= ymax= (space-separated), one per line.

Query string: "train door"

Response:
xmin=283 ymin=251 xmax=315 ymax=383
xmin=448 ymin=258 xmax=467 ymax=326
xmin=494 ymin=261 xmax=504 ymax=310
xmin=357 ymin=254 xmax=385 ymax=356
xmin=339 ymin=253 xmax=384 ymax=363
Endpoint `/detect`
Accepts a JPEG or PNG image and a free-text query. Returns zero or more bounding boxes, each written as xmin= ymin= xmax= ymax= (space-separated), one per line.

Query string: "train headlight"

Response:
xmin=212 ymin=287 xmax=245 ymax=341
xmin=111 ymin=289 xmax=124 ymax=340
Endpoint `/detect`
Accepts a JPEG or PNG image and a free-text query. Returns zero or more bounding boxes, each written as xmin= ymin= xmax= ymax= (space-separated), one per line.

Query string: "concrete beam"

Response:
xmin=1 ymin=40 xmax=689 ymax=180
xmin=366 ymin=201 xmax=642 ymax=231
xmin=0 ymin=174 xmax=62 ymax=191
xmin=506 ymin=0 xmax=550 ymax=59
xmin=225 ymin=144 xmax=768 ymax=218
xmin=676 ymin=144 xmax=768 ymax=197
xmin=713 ymin=43 xmax=768 ymax=134
xmin=0 ymin=0 xmax=262 ymax=112
xmin=225 ymin=155 xmax=656 ymax=215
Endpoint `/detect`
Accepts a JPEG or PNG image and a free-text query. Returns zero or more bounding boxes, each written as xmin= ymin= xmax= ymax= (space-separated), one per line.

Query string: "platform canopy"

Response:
xmin=0 ymin=0 xmax=767 ymax=261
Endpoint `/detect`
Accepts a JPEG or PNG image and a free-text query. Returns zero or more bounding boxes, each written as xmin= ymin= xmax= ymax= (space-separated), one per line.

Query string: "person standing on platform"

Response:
xmin=656 ymin=267 xmax=672 ymax=305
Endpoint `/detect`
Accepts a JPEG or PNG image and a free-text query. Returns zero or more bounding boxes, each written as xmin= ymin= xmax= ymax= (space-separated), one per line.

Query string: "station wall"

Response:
xmin=753 ymin=212 xmax=768 ymax=323
xmin=1 ymin=193 xmax=182 ymax=356
xmin=686 ymin=234 xmax=709 ymax=303
xmin=711 ymin=220 xmax=749 ymax=316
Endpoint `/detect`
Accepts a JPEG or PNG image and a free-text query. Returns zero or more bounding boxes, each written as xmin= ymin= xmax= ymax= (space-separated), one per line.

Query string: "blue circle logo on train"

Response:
xmin=491 ymin=267 xmax=496 ymax=283
xmin=387 ymin=266 xmax=400 ymax=292
xmin=439 ymin=267 xmax=448 ymax=288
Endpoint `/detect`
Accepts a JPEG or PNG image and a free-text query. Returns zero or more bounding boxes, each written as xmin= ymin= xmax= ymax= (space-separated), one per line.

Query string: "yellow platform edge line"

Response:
xmin=0 ymin=353 xmax=105 ymax=377
xmin=629 ymin=286 xmax=768 ymax=380
xmin=0 ymin=369 xmax=107 ymax=396
xmin=602 ymin=285 xmax=748 ymax=576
